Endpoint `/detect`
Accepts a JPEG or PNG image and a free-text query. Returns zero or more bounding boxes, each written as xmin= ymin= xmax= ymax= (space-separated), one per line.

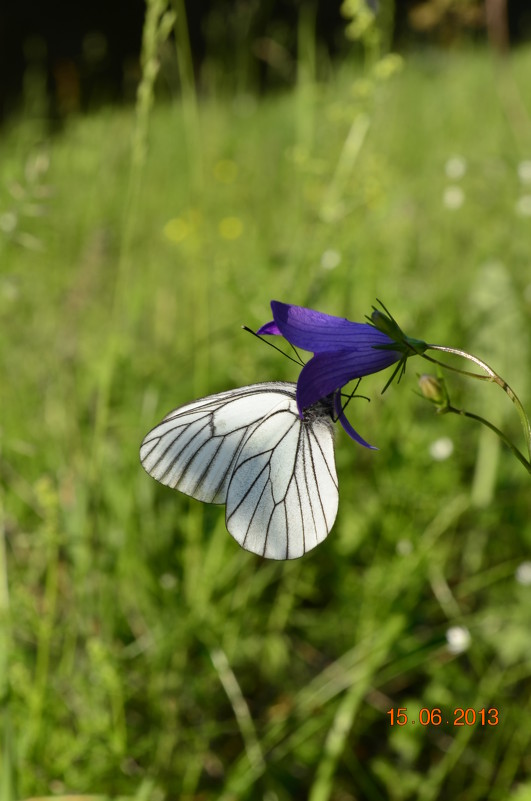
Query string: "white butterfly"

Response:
xmin=140 ymin=381 xmax=339 ymax=560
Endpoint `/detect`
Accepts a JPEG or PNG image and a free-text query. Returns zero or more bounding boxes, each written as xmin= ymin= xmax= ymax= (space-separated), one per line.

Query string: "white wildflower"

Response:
xmin=443 ymin=186 xmax=465 ymax=210
xmin=517 ymin=160 xmax=531 ymax=185
xmin=515 ymin=195 xmax=531 ymax=217
xmin=320 ymin=249 xmax=341 ymax=270
xmin=429 ymin=437 xmax=454 ymax=461
xmin=445 ymin=156 xmax=467 ymax=180
xmin=446 ymin=626 xmax=471 ymax=654
xmin=515 ymin=562 xmax=531 ymax=586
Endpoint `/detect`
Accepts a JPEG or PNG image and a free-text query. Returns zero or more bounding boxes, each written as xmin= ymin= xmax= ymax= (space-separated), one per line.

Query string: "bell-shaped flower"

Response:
xmin=257 ymin=300 xmax=419 ymax=448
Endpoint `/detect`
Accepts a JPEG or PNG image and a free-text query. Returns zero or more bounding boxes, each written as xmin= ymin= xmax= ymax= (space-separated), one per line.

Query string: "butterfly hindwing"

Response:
xmin=226 ymin=397 xmax=338 ymax=558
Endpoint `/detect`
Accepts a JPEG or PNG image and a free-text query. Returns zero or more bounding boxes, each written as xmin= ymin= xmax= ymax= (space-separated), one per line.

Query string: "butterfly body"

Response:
xmin=140 ymin=382 xmax=338 ymax=559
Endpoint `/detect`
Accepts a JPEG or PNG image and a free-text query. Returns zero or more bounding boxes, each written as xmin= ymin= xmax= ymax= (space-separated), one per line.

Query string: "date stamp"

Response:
xmin=387 ymin=708 xmax=499 ymax=726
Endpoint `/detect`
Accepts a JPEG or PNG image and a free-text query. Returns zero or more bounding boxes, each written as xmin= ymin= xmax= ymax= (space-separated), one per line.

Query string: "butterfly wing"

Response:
xmin=226 ymin=396 xmax=338 ymax=559
xmin=139 ymin=382 xmax=302 ymax=504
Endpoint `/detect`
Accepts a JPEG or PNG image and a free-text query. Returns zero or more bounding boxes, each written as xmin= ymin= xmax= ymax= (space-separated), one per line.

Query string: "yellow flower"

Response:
xmin=163 ymin=217 xmax=190 ymax=243
xmin=218 ymin=216 xmax=243 ymax=240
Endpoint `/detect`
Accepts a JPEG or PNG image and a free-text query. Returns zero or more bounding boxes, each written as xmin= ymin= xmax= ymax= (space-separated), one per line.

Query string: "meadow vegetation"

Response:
xmin=1 ymin=20 xmax=531 ymax=801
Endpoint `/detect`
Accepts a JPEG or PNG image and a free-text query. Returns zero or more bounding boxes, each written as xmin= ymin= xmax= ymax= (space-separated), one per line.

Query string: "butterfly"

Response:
xmin=139 ymin=382 xmax=338 ymax=559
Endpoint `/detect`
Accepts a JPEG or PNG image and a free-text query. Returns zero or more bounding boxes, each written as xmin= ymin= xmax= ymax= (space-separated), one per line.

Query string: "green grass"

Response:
xmin=1 ymin=42 xmax=531 ymax=801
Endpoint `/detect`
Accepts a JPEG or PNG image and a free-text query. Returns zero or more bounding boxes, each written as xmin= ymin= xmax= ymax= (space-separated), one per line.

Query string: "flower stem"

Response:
xmin=423 ymin=344 xmax=531 ymax=463
xmin=443 ymin=405 xmax=531 ymax=474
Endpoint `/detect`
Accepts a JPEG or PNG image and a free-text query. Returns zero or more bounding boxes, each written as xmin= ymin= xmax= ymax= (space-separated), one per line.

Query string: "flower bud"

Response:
xmin=418 ymin=374 xmax=447 ymax=406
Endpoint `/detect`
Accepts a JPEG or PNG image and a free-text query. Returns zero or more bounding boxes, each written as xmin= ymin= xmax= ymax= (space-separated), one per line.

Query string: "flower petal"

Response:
xmin=267 ymin=300 xmax=396 ymax=353
xmin=333 ymin=394 xmax=377 ymax=450
xmin=256 ymin=320 xmax=281 ymax=336
xmin=296 ymin=349 xmax=401 ymax=412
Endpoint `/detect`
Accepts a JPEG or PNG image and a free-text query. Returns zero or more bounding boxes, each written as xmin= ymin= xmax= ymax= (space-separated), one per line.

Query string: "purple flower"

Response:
xmin=257 ymin=300 xmax=404 ymax=448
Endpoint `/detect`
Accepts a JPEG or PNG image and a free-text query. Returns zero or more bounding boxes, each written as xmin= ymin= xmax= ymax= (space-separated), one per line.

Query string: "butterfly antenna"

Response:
xmin=242 ymin=325 xmax=305 ymax=366
xmin=339 ymin=379 xmax=370 ymax=411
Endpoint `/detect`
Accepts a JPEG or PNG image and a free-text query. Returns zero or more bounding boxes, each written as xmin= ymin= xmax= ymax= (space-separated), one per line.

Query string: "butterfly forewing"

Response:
xmin=140 ymin=382 xmax=339 ymax=559
xmin=140 ymin=383 xmax=301 ymax=504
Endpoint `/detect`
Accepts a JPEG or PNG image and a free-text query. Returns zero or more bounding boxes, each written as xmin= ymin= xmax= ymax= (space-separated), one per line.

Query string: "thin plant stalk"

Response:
xmin=443 ymin=404 xmax=531 ymax=474
xmin=423 ymin=344 xmax=531 ymax=463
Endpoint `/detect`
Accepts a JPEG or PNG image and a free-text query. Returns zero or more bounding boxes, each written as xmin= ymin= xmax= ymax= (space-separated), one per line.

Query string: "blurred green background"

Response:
xmin=1 ymin=1 xmax=531 ymax=799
